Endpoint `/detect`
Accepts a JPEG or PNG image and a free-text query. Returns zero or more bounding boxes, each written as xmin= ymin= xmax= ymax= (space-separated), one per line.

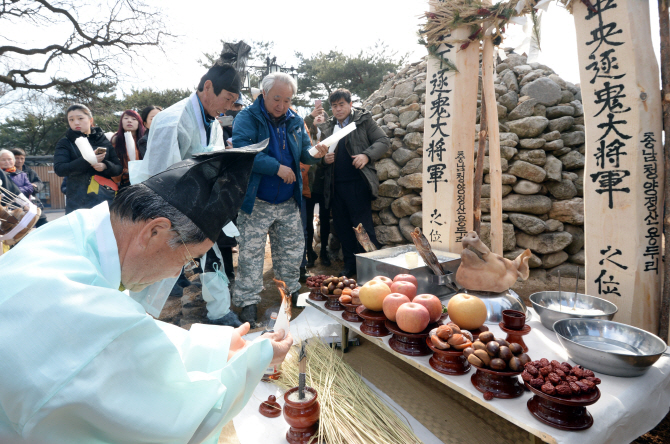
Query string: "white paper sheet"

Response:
xmin=74 ymin=137 xmax=98 ymax=166
xmin=124 ymin=131 xmax=136 ymax=161
xmin=274 ymin=296 xmax=290 ymax=339
xmin=308 ymin=122 xmax=357 ymax=156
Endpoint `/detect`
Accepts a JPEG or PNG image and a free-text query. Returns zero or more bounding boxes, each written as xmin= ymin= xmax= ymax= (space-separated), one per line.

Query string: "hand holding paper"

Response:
xmin=124 ymin=131 xmax=136 ymax=161
xmin=308 ymin=122 xmax=357 ymax=156
xmin=74 ymin=137 xmax=99 ymax=166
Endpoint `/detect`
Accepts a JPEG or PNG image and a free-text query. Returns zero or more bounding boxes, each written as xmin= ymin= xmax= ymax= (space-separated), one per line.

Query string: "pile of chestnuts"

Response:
xmin=463 ymin=331 xmax=531 ymax=372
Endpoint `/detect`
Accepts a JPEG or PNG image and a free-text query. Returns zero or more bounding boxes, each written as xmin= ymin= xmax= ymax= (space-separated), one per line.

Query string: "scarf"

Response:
xmin=2 ymin=167 xmax=16 ymax=173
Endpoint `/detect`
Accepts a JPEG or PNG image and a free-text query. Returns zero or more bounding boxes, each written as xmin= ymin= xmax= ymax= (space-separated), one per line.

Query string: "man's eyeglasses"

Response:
xmin=179 ymin=235 xmax=199 ymax=272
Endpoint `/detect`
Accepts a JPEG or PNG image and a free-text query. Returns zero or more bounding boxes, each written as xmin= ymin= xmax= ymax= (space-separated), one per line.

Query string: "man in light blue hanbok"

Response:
xmin=0 ymin=149 xmax=292 ymax=444
xmin=129 ymin=62 xmax=244 ymax=326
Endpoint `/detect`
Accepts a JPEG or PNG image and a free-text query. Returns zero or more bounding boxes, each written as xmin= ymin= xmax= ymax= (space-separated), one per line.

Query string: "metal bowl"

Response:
xmin=553 ymin=318 xmax=668 ymax=377
xmin=530 ymin=291 xmax=617 ymax=331
xmin=441 ymin=289 xmax=529 ymax=325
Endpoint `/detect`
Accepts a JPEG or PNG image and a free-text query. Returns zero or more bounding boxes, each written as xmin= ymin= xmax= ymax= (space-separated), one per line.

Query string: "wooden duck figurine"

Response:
xmin=455 ymin=231 xmax=532 ymax=293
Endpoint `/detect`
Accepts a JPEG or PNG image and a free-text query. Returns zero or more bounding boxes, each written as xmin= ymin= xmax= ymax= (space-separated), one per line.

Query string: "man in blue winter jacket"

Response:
xmin=232 ymin=72 xmax=327 ymax=326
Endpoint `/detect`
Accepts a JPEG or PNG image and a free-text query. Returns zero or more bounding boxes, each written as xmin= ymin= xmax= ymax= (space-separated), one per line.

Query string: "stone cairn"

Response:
xmin=361 ymin=49 xmax=585 ymax=286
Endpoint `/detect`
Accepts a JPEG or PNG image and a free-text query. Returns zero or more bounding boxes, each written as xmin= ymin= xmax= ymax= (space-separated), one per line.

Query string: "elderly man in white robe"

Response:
xmin=0 ymin=149 xmax=293 ymax=444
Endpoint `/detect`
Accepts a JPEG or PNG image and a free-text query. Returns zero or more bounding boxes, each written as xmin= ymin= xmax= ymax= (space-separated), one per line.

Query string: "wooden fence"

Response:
xmin=31 ymin=165 xmax=65 ymax=210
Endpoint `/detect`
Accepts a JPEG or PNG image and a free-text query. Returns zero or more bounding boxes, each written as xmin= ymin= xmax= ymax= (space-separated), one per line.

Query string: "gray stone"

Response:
xmin=400 ymin=158 xmax=422 ymax=175
xmin=508 ymin=98 xmax=538 ymax=121
xmin=549 ymin=198 xmax=584 ymax=225
xmin=559 ymin=150 xmax=585 ymax=170
xmin=499 ymin=91 xmax=519 ymax=111
xmin=519 ymin=138 xmax=546 ymax=149
xmin=482 ymin=156 xmax=509 ymax=174
xmin=506 ymin=53 xmax=528 ymax=67
xmin=495 ymin=83 xmax=508 ymax=95
xmin=391 ymin=138 xmax=403 ymax=151
xmin=533 ymin=104 xmax=546 ymax=117
xmin=383 ymin=114 xmax=399 ymax=125
xmin=519 ymin=77 xmax=563 ymax=106
xmin=392 ymin=148 xmax=419 ymax=166
xmin=497 ymin=104 xmax=508 ymax=120
xmin=541 ymin=130 xmax=561 ymax=142
xmin=499 ymin=132 xmax=520 ymax=147
xmin=502 ymin=194 xmax=553 ymax=214
xmin=547 ymin=179 xmax=578 ymax=200
xmin=509 ymin=213 xmax=546 ymax=235
xmin=398 ymin=103 xmax=421 ymax=114
xmin=564 ymin=225 xmax=585 ymax=255
xmin=382 ymin=97 xmax=403 ymax=109
xmin=505 ymin=248 xmax=543 ymax=268
xmin=403 ymin=94 xmax=420 ymax=105
xmin=544 ymin=219 xmax=564 ymax=232
xmin=519 ymin=70 xmax=544 ymax=86
xmin=570 ymin=100 xmax=584 ymax=117
xmin=399 ymin=110 xmax=420 ymax=128
xmin=497 ymin=63 xmax=511 ymax=73
xmin=410 ymin=211 xmax=422 ymax=227
xmin=375 ymin=158 xmax=401 ymax=181
xmin=561 ymin=131 xmax=586 ymax=146
xmin=546 ymin=105 xmax=575 ymax=119
xmin=513 ymin=180 xmax=543 ymax=194
xmin=507 ymin=116 xmax=549 ymax=138
xmin=398 ymin=217 xmax=415 ymax=242
xmin=547 ymin=263 xmax=585 ymax=279
xmin=394 ymin=81 xmax=416 ymax=98
xmin=379 ymin=207 xmax=399 ymax=225
xmin=516 ymin=231 xmax=574 ymax=254
xmin=393 ymin=128 xmax=407 ymax=137
xmin=500 ymin=146 xmax=518 ymax=160
xmin=403 ymin=132 xmax=423 ymax=149
xmin=414 ymin=82 xmax=426 ymax=94
xmin=375 ymin=225 xmax=404 ymax=244
xmin=548 ymin=116 xmax=575 ymax=132
xmin=398 ymin=173 xmax=422 ymax=189
xmin=543 ymin=139 xmax=564 ymax=151
xmin=507 ymin=160 xmax=547 ymax=183
xmin=378 ymin=179 xmax=406 ymax=198
xmin=410 ymin=196 xmax=422 ymax=207
xmin=516 ymin=149 xmax=546 ymax=166
xmin=371 ymin=104 xmax=383 ymax=115
xmin=372 ymin=212 xmax=382 ymax=226
xmin=569 ymin=249 xmax=585 ymax=265
xmin=554 ymin=146 xmax=572 ymax=156
xmin=371 ymin=197 xmax=395 ymax=211
xmin=560 ymin=90 xmax=575 ymax=103
xmin=481 ymin=184 xmax=513 ymax=198
xmin=572 ymin=124 xmax=585 ymax=133
xmin=541 ymin=251 xmax=569 ymax=268
xmin=513 ymin=64 xmax=533 ymax=76
xmin=391 ymin=194 xmax=421 ymax=218
xmin=501 ymin=70 xmax=519 ymax=92
xmin=481 ymin=213 xmax=510 ymax=222
xmin=406 ymin=118 xmax=424 ymax=133
xmin=574 ymin=169 xmax=584 ymax=196
xmin=486 ymin=173 xmax=517 ymax=185
xmin=480 ymin=222 xmax=517 ymax=252
xmin=562 ymin=171 xmax=578 ymax=181
xmin=548 ymin=74 xmax=566 ymax=88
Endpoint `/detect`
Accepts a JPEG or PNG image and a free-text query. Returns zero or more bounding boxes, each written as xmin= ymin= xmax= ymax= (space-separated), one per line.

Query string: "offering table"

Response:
xmin=307 ymin=298 xmax=670 ymax=444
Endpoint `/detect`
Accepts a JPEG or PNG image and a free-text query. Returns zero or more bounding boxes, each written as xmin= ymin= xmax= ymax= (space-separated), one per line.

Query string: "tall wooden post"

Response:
xmin=659 ymin=0 xmax=670 ymax=341
xmin=573 ymin=0 xmax=664 ymax=331
xmin=423 ymin=26 xmax=479 ymax=253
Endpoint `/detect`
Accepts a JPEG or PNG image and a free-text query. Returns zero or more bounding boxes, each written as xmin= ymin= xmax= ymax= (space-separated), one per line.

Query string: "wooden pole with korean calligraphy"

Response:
xmin=480 ymin=28 xmax=504 ymax=256
xmin=658 ymin=0 xmax=670 ymax=341
xmin=573 ymin=0 xmax=664 ymax=332
xmin=473 ymin=94 xmax=488 ymax=235
xmin=422 ymin=24 xmax=479 ymax=253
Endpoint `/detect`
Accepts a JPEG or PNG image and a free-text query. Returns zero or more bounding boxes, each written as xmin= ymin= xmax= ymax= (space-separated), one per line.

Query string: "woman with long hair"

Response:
xmin=138 ymin=105 xmax=162 ymax=157
xmin=111 ymin=109 xmax=145 ymax=189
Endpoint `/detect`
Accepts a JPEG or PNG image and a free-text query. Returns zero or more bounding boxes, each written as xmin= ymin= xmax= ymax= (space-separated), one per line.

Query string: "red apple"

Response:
xmin=382 ymin=293 xmax=411 ymax=322
xmin=393 ymin=273 xmax=418 ymax=287
xmin=396 ymin=303 xmax=431 ymax=333
xmin=413 ymin=294 xmax=443 ymax=323
xmin=390 ymin=280 xmax=418 ymax=301
xmin=359 ymin=280 xmax=392 ymax=311
xmin=372 ymin=275 xmax=393 ymax=288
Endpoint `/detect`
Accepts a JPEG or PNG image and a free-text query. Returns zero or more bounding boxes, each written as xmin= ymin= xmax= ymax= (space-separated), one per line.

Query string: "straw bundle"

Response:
xmin=276 ymin=338 xmax=423 ymax=444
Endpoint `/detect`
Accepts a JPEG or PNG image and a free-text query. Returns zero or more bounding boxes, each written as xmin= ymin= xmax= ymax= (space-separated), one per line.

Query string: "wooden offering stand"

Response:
xmin=283 ymin=387 xmax=320 ymax=444
xmin=356 ymin=306 xmax=390 ymax=337
xmin=471 ymin=364 xmax=524 ymax=399
xmin=426 ymin=337 xmax=471 ymax=375
xmin=324 ymin=293 xmax=344 ymax=311
xmin=499 ymin=322 xmax=531 ymax=353
xmin=340 ymin=302 xmax=363 ymax=322
xmin=525 ymin=382 xmax=600 ymax=431
xmin=385 ymin=321 xmax=437 ymax=356
xmin=259 ymin=395 xmax=281 ymax=418
xmin=308 ymin=287 xmax=326 ymax=302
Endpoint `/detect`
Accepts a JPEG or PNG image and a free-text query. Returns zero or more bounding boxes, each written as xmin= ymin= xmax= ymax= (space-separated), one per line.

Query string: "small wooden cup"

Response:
xmin=502 ymin=309 xmax=526 ymax=331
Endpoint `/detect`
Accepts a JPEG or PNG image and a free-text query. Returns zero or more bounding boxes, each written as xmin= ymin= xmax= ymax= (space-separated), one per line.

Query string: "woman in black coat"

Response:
xmin=54 ymin=104 xmax=122 ymax=214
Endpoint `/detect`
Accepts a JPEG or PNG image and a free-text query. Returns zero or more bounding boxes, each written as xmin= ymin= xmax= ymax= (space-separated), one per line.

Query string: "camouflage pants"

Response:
xmin=233 ymin=197 xmax=304 ymax=308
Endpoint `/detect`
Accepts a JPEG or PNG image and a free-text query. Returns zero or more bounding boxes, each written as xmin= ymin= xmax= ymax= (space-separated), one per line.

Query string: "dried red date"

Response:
xmin=566 ymin=375 xmax=578 ymax=383
xmin=570 ymin=367 xmax=585 ymax=378
xmin=539 ymin=358 xmax=550 ymax=367
xmin=586 ymin=377 xmax=601 ymax=385
xmin=575 ymin=381 xmax=590 ymax=392
xmin=539 ymin=366 xmax=552 ymax=377
xmin=556 ymin=385 xmax=572 ymax=396
xmin=553 ymin=368 xmax=566 ymax=379
xmin=524 ymin=363 xmax=539 ymax=376
xmin=580 ymin=379 xmax=596 ymax=391
xmin=529 ymin=378 xmax=544 ymax=389
xmin=541 ymin=382 xmax=556 ymax=395
xmin=547 ymin=372 xmax=562 ymax=385
xmin=583 ymin=369 xmax=595 ymax=378
xmin=569 ymin=382 xmax=581 ymax=394
xmin=521 ymin=370 xmax=533 ymax=382
xmin=562 ymin=362 xmax=572 ymax=370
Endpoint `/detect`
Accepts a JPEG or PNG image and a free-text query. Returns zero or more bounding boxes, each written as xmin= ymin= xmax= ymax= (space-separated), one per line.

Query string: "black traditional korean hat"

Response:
xmin=143 ymin=140 xmax=267 ymax=242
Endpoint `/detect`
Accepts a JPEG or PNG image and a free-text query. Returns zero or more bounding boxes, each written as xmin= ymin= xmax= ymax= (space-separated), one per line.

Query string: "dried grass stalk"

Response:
xmin=276 ymin=338 xmax=423 ymax=444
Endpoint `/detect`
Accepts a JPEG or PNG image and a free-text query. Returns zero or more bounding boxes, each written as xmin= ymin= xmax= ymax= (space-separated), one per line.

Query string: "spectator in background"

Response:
xmin=10 ymin=148 xmax=48 ymax=228
xmin=0 ymin=150 xmax=33 ymax=198
xmin=137 ymin=105 xmax=162 ymax=157
xmin=111 ymin=110 xmax=145 ymax=189
xmin=315 ymin=88 xmax=390 ymax=277
xmin=304 ymin=107 xmax=332 ymax=267
xmin=231 ymin=72 xmax=327 ymax=327
xmin=54 ymin=104 xmax=122 ymax=214
xmin=220 ymin=96 xmax=245 ymax=145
